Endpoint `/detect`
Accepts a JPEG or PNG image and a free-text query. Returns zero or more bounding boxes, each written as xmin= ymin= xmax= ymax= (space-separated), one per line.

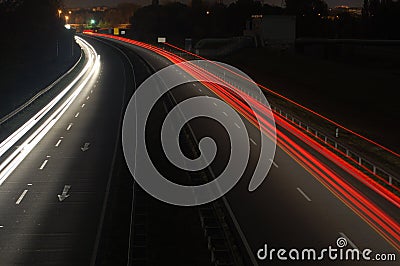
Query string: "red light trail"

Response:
xmin=164 ymin=42 xmax=400 ymax=159
xmin=85 ymin=33 xmax=400 ymax=250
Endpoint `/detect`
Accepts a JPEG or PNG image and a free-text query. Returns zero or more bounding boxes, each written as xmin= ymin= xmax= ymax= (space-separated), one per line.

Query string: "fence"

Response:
xmin=164 ymin=46 xmax=400 ymax=190
xmin=271 ymin=105 xmax=399 ymax=188
xmin=211 ymin=68 xmax=400 ymax=190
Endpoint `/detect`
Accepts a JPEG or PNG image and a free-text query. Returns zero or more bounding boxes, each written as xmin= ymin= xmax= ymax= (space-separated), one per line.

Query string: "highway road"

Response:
xmin=0 ymin=37 xmax=135 ymax=265
xmin=89 ymin=35 xmax=399 ymax=265
xmin=0 ymin=33 xmax=398 ymax=266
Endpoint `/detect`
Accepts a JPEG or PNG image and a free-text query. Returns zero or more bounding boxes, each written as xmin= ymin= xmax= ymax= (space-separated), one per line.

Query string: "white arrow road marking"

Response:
xmin=39 ymin=160 xmax=48 ymax=170
xmin=297 ymin=187 xmax=312 ymax=202
xmin=81 ymin=142 xmax=90 ymax=152
xmin=58 ymin=185 xmax=71 ymax=202
xmin=16 ymin=189 xmax=28 ymax=205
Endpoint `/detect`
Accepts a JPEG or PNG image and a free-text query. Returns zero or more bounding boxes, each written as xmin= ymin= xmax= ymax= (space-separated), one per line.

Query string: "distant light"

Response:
xmin=158 ymin=37 xmax=166 ymax=43
xmin=65 ymin=24 xmax=71 ymax=29
xmin=206 ymin=11 xmax=210 ymax=15
xmin=90 ymin=19 xmax=96 ymax=24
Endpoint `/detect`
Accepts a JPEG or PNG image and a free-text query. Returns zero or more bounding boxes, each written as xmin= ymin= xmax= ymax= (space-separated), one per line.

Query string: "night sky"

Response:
xmin=64 ymin=0 xmax=364 ymax=8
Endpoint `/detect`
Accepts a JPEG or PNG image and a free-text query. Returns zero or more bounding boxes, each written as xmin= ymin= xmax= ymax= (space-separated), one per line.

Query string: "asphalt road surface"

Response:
xmin=0 ymin=35 xmax=398 ymax=266
xmin=0 ymin=37 xmax=134 ymax=265
xmin=98 ymin=36 xmax=399 ymax=265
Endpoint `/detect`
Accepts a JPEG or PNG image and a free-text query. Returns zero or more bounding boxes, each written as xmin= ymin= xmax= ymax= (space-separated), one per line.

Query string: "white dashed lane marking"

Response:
xmin=39 ymin=160 xmax=49 ymax=170
xmin=269 ymin=158 xmax=278 ymax=168
xmin=250 ymin=138 xmax=257 ymax=146
xmin=297 ymin=187 xmax=312 ymax=202
xmin=55 ymin=140 xmax=62 ymax=147
xmin=16 ymin=190 xmax=28 ymax=205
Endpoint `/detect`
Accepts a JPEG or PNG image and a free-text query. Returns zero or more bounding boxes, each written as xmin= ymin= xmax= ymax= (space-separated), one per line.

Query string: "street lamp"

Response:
xmin=58 ymin=9 xmax=62 ymax=18
xmin=65 ymin=15 xmax=69 ymax=24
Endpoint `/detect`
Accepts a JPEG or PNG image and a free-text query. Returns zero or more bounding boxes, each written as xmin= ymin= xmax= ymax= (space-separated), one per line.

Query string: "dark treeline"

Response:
xmin=130 ymin=0 xmax=283 ymax=43
xmin=362 ymin=0 xmax=400 ymax=39
xmin=0 ymin=0 xmax=74 ymax=63
xmin=130 ymin=0 xmax=400 ymax=43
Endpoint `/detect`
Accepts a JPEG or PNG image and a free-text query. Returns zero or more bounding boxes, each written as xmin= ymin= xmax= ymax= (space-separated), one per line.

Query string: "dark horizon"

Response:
xmin=64 ymin=0 xmax=364 ymax=8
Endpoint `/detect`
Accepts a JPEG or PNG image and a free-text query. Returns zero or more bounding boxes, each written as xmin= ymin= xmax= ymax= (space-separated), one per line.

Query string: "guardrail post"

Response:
xmin=373 ymin=166 xmax=376 ymax=174
xmin=389 ymin=176 xmax=393 ymax=185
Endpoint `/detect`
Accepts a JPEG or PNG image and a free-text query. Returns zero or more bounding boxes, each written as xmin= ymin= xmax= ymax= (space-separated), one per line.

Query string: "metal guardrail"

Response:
xmin=163 ymin=45 xmax=400 ymax=190
xmin=210 ymin=71 xmax=400 ymax=190
xmin=270 ymin=105 xmax=399 ymax=188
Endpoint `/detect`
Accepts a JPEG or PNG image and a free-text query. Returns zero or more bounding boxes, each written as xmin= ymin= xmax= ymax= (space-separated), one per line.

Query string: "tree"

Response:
xmin=362 ymin=0 xmax=400 ymax=39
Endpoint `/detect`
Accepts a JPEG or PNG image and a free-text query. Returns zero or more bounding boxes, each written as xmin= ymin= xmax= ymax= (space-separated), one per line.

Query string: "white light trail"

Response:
xmin=0 ymin=36 xmax=100 ymax=185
